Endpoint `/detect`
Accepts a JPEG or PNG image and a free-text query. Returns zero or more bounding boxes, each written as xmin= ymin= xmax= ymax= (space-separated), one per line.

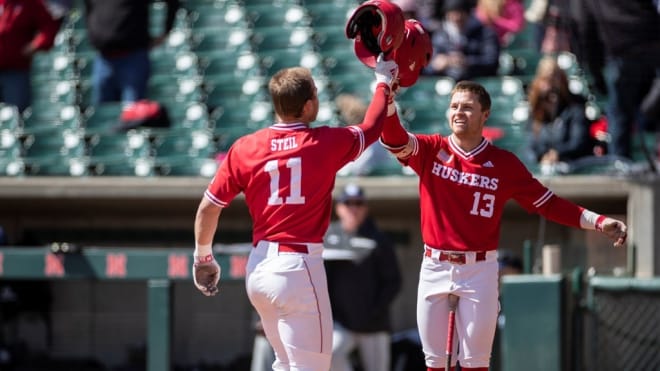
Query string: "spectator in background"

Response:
xmin=474 ymin=0 xmax=525 ymax=47
xmin=324 ymin=184 xmax=402 ymax=371
xmin=391 ymin=0 xmax=419 ymax=19
xmin=0 ymin=0 xmax=59 ymax=113
xmin=43 ymin=0 xmax=72 ymax=29
xmin=524 ymin=56 xmax=594 ymax=170
xmin=523 ymin=0 xmax=547 ymax=51
xmin=423 ymin=0 xmax=500 ymax=82
xmin=83 ymin=0 xmax=181 ymax=105
xmin=575 ymin=0 xmax=660 ymax=160
xmin=336 ymin=94 xmax=395 ymax=176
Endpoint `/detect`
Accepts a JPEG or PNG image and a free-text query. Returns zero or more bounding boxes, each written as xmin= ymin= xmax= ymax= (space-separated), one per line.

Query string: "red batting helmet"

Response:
xmin=345 ymin=0 xmax=406 ymax=68
xmin=392 ymin=19 xmax=433 ymax=87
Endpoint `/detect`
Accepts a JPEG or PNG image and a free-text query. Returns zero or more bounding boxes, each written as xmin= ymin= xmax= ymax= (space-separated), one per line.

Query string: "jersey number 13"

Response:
xmin=470 ymin=191 xmax=494 ymax=218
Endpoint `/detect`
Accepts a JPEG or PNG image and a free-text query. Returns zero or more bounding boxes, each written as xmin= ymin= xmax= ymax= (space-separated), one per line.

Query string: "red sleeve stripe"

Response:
xmin=204 ymin=190 xmax=228 ymax=207
xmin=348 ymin=126 xmax=366 ymax=160
xmin=533 ymin=190 xmax=554 ymax=208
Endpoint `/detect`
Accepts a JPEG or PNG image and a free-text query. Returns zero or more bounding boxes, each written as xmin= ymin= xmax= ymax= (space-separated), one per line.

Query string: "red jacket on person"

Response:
xmin=0 ymin=0 xmax=59 ymax=70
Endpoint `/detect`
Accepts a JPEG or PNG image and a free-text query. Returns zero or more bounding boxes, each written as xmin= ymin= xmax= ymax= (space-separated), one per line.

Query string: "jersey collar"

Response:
xmin=448 ymin=135 xmax=489 ymax=160
xmin=271 ymin=122 xmax=309 ymax=131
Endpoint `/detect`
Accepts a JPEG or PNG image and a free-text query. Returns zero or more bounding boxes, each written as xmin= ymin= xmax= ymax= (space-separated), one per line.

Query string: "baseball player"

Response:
xmin=192 ymin=57 xmax=399 ymax=371
xmin=379 ymin=80 xmax=628 ymax=371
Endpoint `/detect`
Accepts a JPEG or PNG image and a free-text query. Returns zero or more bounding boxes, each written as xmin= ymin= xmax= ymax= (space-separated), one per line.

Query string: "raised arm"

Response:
xmin=355 ymin=54 xmax=399 ymax=146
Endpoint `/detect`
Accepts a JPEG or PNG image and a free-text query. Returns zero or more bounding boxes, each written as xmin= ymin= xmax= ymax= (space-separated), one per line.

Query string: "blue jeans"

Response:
xmin=92 ymin=48 xmax=150 ymax=105
xmin=0 ymin=70 xmax=31 ymax=112
xmin=605 ymin=52 xmax=660 ymax=158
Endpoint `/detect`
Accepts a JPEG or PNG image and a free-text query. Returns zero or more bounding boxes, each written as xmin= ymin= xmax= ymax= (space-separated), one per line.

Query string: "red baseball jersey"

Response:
xmin=399 ymin=134 xmax=583 ymax=251
xmin=205 ymin=123 xmax=367 ymax=245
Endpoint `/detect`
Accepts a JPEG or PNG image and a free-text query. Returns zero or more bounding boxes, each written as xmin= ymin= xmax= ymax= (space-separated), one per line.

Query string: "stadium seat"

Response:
xmin=82 ymin=102 xmax=124 ymax=135
xmin=473 ymin=76 xmax=525 ymax=103
xmin=0 ymin=157 xmax=25 ymax=176
xmin=198 ymin=50 xmax=261 ymax=79
xmin=87 ymin=131 xmax=151 ymax=164
xmin=244 ymin=3 xmax=309 ymax=29
xmin=151 ymin=128 xmax=217 ymax=161
xmin=191 ymin=28 xmax=253 ymax=53
xmin=189 ymin=3 xmax=249 ymax=30
xmin=22 ymin=104 xmax=83 ymax=135
xmin=397 ymin=100 xmax=450 ymax=135
xmin=147 ymin=75 xmax=204 ymax=106
xmin=251 ymin=27 xmax=315 ymax=52
xmin=259 ymin=48 xmax=325 ymax=77
xmin=204 ymin=74 xmax=268 ymax=111
xmin=312 ymin=25 xmax=353 ymax=51
xmin=0 ymin=129 xmax=22 ymax=161
xmin=155 ymin=156 xmax=218 ymax=177
xmin=0 ymin=104 xmax=22 ymax=131
xmin=148 ymin=2 xmax=189 ymax=35
xmin=31 ymin=52 xmax=77 ymax=83
xmin=21 ymin=128 xmax=88 ymax=176
xmin=305 ymin=2 xmax=356 ymax=28
xmin=397 ymin=76 xmax=455 ymax=104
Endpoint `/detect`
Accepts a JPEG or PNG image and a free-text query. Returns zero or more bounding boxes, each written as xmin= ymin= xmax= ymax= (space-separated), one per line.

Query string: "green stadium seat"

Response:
xmin=191 ymin=28 xmax=253 ymax=53
xmin=31 ymin=52 xmax=77 ymax=82
xmin=150 ymin=51 xmax=199 ymax=78
xmin=305 ymin=2 xmax=355 ymax=28
xmin=155 ymin=156 xmax=218 ymax=177
xmin=198 ymin=50 xmax=261 ymax=78
xmin=83 ymin=102 xmax=123 ymax=134
xmin=0 ymin=157 xmax=25 ymax=176
xmin=397 ymin=100 xmax=451 ymax=135
xmin=87 ymin=131 xmax=151 ymax=164
xmin=473 ymin=76 xmax=525 ymax=103
xmin=149 ymin=2 xmax=189 ymax=35
xmin=397 ymin=76 xmax=455 ymax=104
xmin=22 ymin=104 xmax=83 ymax=135
xmin=0 ymin=130 xmax=22 ymax=160
xmin=0 ymin=104 xmax=22 ymax=131
xmin=245 ymin=4 xmax=309 ymax=29
xmin=152 ymin=128 xmax=217 ymax=161
xmin=204 ymin=74 xmax=268 ymax=111
xmin=31 ymin=79 xmax=78 ymax=106
xmin=212 ymin=100 xmax=273 ymax=133
xmin=22 ymin=128 xmax=88 ymax=176
xmin=251 ymin=27 xmax=315 ymax=52
xmin=147 ymin=75 xmax=204 ymax=106
xmin=259 ymin=48 xmax=325 ymax=77
xmin=312 ymin=25 xmax=353 ymax=51
xmin=189 ymin=3 xmax=248 ymax=30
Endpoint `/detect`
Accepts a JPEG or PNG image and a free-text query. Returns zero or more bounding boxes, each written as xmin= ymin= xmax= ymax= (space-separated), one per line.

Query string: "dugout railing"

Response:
xmin=2 ymin=246 xmax=659 ymax=371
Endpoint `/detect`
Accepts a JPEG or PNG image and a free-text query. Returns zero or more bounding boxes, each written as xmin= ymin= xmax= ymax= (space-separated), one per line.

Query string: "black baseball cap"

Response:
xmin=338 ymin=183 xmax=366 ymax=203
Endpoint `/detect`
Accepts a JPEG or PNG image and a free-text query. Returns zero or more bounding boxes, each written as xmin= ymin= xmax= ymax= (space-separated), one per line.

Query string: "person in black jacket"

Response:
xmin=324 ymin=184 xmax=403 ymax=371
xmin=574 ymin=0 xmax=660 ymax=160
xmin=423 ymin=0 xmax=500 ymax=81
xmin=83 ymin=0 xmax=180 ymax=105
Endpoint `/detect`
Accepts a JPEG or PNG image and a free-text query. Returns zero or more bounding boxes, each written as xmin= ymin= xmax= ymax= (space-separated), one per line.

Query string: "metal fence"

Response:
xmin=584 ymin=277 xmax=660 ymax=371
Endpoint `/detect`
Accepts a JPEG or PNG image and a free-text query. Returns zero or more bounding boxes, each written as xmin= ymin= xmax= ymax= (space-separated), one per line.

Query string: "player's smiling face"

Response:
xmin=447 ymin=90 xmax=489 ymax=141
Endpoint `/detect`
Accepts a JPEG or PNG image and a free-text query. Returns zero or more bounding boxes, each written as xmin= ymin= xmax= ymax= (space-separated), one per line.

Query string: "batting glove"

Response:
xmin=193 ymin=254 xmax=221 ymax=296
xmin=374 ymin=53 xmax=399 ymax=90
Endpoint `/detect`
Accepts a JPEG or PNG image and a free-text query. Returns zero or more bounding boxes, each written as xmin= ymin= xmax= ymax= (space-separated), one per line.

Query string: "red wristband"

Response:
xmin=595 ymin=215 xmax=606 ymax=231
xmin=194 ymin=254 xmax=214 ymax=264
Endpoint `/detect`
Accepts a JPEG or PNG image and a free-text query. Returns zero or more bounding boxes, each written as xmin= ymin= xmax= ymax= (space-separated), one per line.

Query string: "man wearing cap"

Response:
xmin=324 ymin=184 xmax=403 ymax=371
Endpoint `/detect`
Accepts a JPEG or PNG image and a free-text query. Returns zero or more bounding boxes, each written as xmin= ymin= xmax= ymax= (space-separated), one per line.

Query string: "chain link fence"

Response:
xmin=584 ymin=277 xmax=660 ymax=371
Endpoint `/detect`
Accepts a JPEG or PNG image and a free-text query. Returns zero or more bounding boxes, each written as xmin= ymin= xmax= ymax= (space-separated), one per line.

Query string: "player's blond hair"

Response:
xmin=451 ymin=81 xmax=492 ymax=111
xmin=268 ymin=67 xmax=315 ymax=118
